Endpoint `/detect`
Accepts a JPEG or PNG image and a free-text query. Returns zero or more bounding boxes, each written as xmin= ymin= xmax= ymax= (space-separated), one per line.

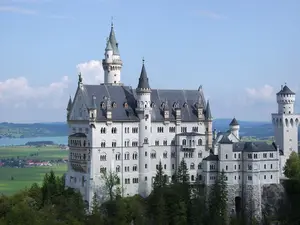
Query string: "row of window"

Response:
xmin=100 ymin=150 xmax=204 ymax=161
xmin=209 ymin=163 xmax=275 ymax=171
xmin=99 ymin=138 xmax=204 ymax=148
xmin=225 ymin=152 xmax=275 ymax=160
xmin=69 ymin=139 xmax=87 ymax=147
xmin=70 ymin=152 xmax=87 ymax=160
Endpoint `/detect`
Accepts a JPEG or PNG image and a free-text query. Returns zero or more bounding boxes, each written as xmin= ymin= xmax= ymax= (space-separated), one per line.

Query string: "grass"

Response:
xmin=0 ymin=146 xmax=68 ymax=195
xmin=0 ymin=164 xmax=67 ymax=195
xmin=0 ymin=146 xmax=68 ymax=160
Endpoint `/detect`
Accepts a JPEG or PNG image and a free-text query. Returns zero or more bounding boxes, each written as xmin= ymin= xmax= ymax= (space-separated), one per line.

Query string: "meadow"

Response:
xmin=0 ymin=145 xmax=68 ymax=160
xmin=0 ymin=146 xmax=68 ymax=195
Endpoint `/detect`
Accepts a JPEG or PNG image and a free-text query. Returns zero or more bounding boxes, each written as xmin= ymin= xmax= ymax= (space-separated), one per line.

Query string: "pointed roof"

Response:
xmin=205 ymin=100 xmax=212 ymax=120
xmin=67 ymin=96 xmax=72 ymax=110
xmin=229 ymin=118 xmax=239 ymax=126
xmin=277 ymin=84 xmax=295 ymax=95
xmin=105 ymin=39 xmax=113 ymax=51
xmin=137 ymin=59 xmax=151 ymax=92
xmin=108 ymin=24 xmax=120 ymax=55
xmin=219 ymin=135 xmax=233 ymax=144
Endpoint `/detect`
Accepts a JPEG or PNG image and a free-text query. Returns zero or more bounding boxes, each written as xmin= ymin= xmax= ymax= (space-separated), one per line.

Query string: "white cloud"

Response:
xmin=76 ymin=60 xmax=104 ymax=84
xmin=0 ymin=6 xmax=37 ymax=15
xmin=245 ymin=84 xmax=275 ymax=102
xmin=0 ymin=76 xmax=69 ymax=108
xmin=197 ymin=10 xmax=226 ymax=20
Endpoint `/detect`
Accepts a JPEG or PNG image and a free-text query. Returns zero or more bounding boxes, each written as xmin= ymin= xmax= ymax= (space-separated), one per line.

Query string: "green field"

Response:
xmin=0 ymin=146 xmax=68 ymax=160
xmin=0 ymin=164 xmax=67 ymax=195
xmin=0 ymin=146 xmax=68 ymax=195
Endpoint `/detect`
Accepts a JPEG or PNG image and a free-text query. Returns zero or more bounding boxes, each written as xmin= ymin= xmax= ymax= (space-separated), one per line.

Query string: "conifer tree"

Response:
xmin=175 ymin=158 xmax=190 ymax=184
xmin=208 ymin=170 xmax=228 ymax=225
xmin=153 ymin=160 xmax=167 ymax=190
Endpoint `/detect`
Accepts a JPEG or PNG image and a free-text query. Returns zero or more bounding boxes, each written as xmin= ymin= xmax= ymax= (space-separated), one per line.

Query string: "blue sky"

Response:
xmin=0 ymin=0 xmax=300 ymax=122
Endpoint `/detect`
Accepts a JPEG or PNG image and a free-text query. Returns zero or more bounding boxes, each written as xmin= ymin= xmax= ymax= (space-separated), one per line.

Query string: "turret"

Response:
xmin=205 ymin=100 xmax=213 ymax=149
xmin=276 ymin=84 xmax=296 ymax=115
xmin=102 ymin=22 xmax=123 ymax=85
xmin=136 ymin=59 xmax=152 ymax=197
xmin=229 ymin=118 xmax=240 ymax=139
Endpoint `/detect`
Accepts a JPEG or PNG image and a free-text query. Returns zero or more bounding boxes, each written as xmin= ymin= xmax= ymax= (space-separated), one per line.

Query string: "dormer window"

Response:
xmin=150 ymin=102 xmax=155 ymax=108
xmin=123 ymin=102 xmax=128 ymax=108
xmin=101 ymin=102 xmax=106 ymax=109
xmin=112 ymin=102 xmax=117 ymax=108
xmin=183 ymin=102 xmax=188 ymax=108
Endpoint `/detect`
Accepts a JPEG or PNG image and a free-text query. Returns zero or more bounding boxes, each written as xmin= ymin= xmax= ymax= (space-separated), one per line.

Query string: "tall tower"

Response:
xmin=272 ymin=84 xmax=300 ymax=175
xmin=102 ymin=22 xmax=123 ymax=85
xmin=136 ymin=59 xmax=152 ymax=197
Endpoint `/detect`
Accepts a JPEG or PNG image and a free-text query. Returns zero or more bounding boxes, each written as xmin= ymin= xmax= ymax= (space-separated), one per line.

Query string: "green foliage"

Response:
xmin=153 ymin=160 xmax=167 ymax=189
xmin=284 ymin=151 xmax=300 ymax=178
xmin=101 ymin=170 xmax=121 ymax=201
xmin=1 ymin=161 xmax=300 ymax=224
xmin=208 ymin=170 xmax=228 ymax=225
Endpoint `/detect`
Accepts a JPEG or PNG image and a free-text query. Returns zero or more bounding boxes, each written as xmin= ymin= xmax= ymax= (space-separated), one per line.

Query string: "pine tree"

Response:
xmin=208 ymin=170 xmax=228 ymax=225
xmin=175 ymin=158 xmax=190 ymax=184
xmin=153 ymin=160 xmax=167 ymax=190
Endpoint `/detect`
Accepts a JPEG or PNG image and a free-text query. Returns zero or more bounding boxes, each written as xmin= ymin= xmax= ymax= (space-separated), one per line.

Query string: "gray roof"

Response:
xmin=67 ymin=96 xmax=72 ymax=110
xmin=105 ymin=39 xmax=113 ymax=51
xmin=219 ymin=135 xmax=233 ymax=144
xmin=78 ymin=84 xmax=208 ymax=122
xmin=229 ymin=118 xmax=239 ymax=126
xmin=233 ymin=142 xmax=277 ymax=152
xmin=205 ymin=100 xmax=212 ymax=120
xmin=277 ymin=85 xmax=295 ymax=95
xmin=137 ymin=63 xmax=150 ymax=91
xmin=108 ymin=25 xmax=120 ymax=55
xmin=203 ymin=154 xmax=219 ymax=161
xmin=69 ymin=133 xmax=87 ymax=138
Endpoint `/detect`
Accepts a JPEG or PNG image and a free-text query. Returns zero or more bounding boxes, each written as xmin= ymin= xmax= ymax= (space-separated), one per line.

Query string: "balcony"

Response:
xmin=181 ymin=146 xmax=196 ymax=151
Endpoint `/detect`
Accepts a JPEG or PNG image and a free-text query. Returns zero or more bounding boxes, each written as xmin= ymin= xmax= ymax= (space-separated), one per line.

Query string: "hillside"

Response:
xmin=0 ymin=119 xmax=290 ymax=139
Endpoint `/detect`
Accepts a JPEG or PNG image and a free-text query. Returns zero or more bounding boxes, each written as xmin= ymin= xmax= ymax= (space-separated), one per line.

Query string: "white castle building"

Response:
xmin=65 ymin=23 xmax=299 ymax=214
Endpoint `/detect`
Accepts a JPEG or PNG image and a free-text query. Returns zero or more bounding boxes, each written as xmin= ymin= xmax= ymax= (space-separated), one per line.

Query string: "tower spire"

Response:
xmin=137 ymin=58 xmax=151 ymax=92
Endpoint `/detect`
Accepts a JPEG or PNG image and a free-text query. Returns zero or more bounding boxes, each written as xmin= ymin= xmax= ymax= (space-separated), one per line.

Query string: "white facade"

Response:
xmin=65 ymin=24 xmax=213 ymax=206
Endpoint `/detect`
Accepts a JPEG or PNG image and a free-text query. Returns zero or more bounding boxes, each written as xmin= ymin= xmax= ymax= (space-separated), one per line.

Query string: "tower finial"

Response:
xmin=142 ymin=57 xmax=145 ymax=64
xmin=78 ymin=72 xmax=82 ymax=84
xmin=111 ymin=16 xmax=114 ymax=28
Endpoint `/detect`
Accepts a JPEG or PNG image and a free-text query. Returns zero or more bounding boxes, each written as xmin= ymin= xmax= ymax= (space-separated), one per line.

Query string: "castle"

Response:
xmin=65 ymin=23 xmax=299 ymax=216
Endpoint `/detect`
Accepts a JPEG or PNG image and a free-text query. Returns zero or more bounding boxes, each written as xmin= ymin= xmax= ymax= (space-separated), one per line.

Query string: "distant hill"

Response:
xmin=0 ymin=119 xmax=295 ymax=139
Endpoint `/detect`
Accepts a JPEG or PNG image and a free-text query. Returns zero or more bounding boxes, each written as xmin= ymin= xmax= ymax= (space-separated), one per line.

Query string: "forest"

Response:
xmin=1 ymin=155 xmax=300 ymax=225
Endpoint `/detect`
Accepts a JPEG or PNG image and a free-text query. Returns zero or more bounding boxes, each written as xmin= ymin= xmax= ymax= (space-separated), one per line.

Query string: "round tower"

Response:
xmin=136 ymin=59 xmax=152 ymax=197
xmin=276 ymin=84 xmax=296 ymax=115
xmin=102 ymin=23 xmax=123 ymax=85
xmin=229 ymin=118 xmax=240 ymax=139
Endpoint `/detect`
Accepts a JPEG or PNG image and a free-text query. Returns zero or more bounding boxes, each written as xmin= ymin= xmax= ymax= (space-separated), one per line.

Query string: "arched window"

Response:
xmin=151 ymin=150 xmax=156 ymax=159
xmin=191 ymin=175 xmax=195 ymax=181
xmin=132 ymin=152 xmax=138 ymax=160
xmin=198 ymin=163 xmax=202 ymax=169
xmin=144 ymin=138 xmax=148 ymax=144
xmin=100 ymin=153 xmax=107 ymax=161
xmin=198 ymin=139 xmax=202 ymax=146
xmin=101 ymin=141 xmax=106 ymax=148
xmin=115 ymin=152 xmax=121 ymax=161
xmin=124 ymin=152 xmax=130 ymax=160
xmin=163 ymin=151 xmax=168 ymax=158
xmin=182 ymin=139 xmax=187 ymax=146
xmin=116 ymin=165 xmax=120 ymax=173
xmin=190 ymin=163 xmax=195 ymax=170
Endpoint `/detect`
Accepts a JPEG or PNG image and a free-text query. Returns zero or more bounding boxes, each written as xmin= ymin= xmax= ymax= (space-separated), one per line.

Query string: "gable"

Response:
xmin=69 ymin=87 xmax=89 ymax=121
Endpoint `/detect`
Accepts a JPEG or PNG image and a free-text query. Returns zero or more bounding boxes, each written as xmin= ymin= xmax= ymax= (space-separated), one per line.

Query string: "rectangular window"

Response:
xmin=248 ymin=154 xmax=252 ymax=159
xmin=248 ymin=176 xmax=252 ymax=181
xmin=263 ymin=153 xmax=267 ymax=158
xmin=270 ymin=153 xmax=274 ymax=158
